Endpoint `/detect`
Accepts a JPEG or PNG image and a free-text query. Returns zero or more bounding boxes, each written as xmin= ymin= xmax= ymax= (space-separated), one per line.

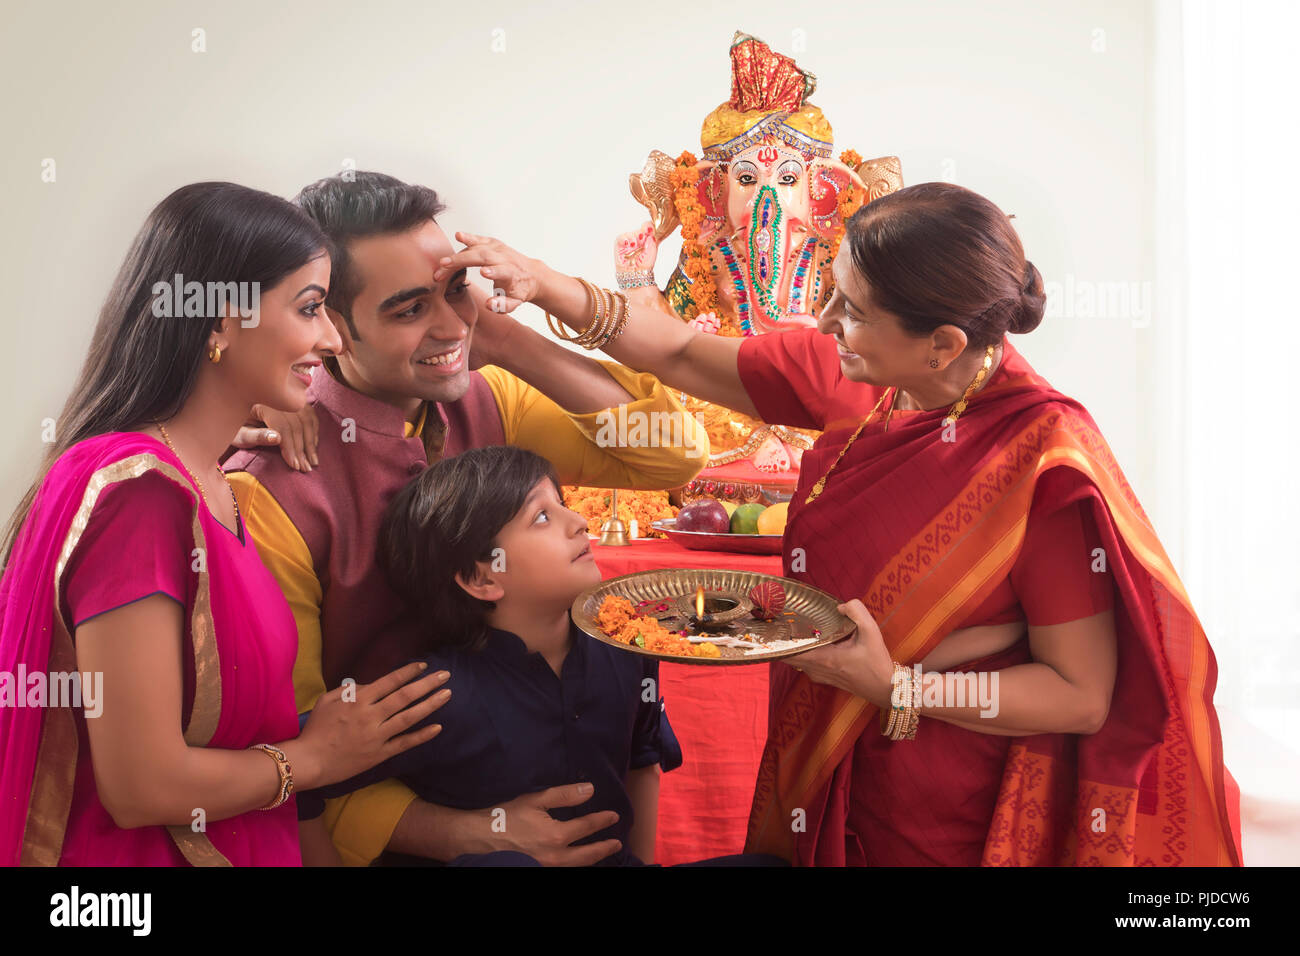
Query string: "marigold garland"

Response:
xmin=596 ymin=595 xmax=722 ymax=658
xmin=829 ymin=147 xmax=868 ymax=260
xmin=562 ymin=485 xmax=677 ymax=538
xmin=670 ymin=151 xmax=719 ymax=322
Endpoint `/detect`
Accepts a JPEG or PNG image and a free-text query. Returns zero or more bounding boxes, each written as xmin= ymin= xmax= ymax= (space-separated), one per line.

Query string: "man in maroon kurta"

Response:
xmin=226 ymin=172 xmax=708 ymax=865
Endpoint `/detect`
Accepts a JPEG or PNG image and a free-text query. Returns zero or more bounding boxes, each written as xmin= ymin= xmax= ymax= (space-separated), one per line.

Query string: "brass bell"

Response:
xmin=599 ymin=488 xmax=630 ymax=547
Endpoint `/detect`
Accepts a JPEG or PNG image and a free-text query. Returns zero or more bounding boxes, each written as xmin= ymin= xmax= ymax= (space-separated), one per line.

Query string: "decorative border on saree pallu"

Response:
xmin=747 ymin=411 xmax=1051 ymax=859
xmin=748 ymin=410 xmax=1239 ymax=866
xmin=22 ymin=454 xmax=230 ymax=866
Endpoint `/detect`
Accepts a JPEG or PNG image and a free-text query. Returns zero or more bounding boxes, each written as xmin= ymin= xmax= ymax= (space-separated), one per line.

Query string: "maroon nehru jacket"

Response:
xmin=224 ymin=365 xmax=505 ymax=691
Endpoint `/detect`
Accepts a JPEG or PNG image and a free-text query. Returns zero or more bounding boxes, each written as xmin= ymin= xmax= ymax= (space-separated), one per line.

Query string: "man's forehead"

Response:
xmin=349 ymin=221 xmax=454 ymax=294
xmin=351 ymin=220 xmax=451 ymax=265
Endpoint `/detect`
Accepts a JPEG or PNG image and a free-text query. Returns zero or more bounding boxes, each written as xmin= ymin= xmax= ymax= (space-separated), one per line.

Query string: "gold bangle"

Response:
xmin=546 ymin=277 xmax=604 ymax=344
xmin=899 ymin=668 xmax=918 ymax=740
xmin=583 ymin=288 xmax=621 ymax=349
xmin=904 ymin=665 xmax=921 ymax=739
xmin=578 ymin=278 xmax=607 ymax=338
xmin=881 ymin=663 xmax=905 ymax=737
xmin=250 ymin=743 xmax=294 ymax=810
xmin=569 ymin=282 xmax=630 ymax=351
xmin=881 ymin=662 xmax=920 ymax=741
xmin=583 ymin=285 xmax=615 ymax=348
xmin=546 ymin=310 xmax=585 ymax=343
xmin=607 ymin=290 xmax=630 ymax=345
xmin=897 ymin=666 xmax=914 ymax=740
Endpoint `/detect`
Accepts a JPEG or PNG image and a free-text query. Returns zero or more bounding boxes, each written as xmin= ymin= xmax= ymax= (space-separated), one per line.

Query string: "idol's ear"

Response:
xmin=854 ymin=155 xmax=904 ymax=203
xmin=807 ymin=155 xmax=904 ymax=240
xmin=692 ymin=160 xmax=729 ymax=245
xmin=807 ymin=161 xmax=863 ymax=240
xmin=629 ymin=149 xmax=682 ymax=243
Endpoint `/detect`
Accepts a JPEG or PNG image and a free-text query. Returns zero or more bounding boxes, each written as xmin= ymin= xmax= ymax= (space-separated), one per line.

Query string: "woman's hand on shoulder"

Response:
xmin=230 ymin=403 xmax=321 ymax=473
xmin=290 ymin=662 xmax=452 ymax=789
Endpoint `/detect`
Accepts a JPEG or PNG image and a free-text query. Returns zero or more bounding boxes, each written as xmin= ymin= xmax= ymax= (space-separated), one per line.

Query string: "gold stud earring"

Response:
xmin=209 ymin=344 xmax=223 ymax=364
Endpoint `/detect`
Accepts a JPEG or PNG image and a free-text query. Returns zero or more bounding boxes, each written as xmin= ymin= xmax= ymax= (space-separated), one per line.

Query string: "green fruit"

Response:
xmin=730 ymin=503 xmax=766 ymax=535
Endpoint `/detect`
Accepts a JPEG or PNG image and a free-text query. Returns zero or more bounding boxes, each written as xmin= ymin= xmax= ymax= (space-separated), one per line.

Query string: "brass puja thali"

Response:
xmin=571 ymin=568 xmax=854 ymax=666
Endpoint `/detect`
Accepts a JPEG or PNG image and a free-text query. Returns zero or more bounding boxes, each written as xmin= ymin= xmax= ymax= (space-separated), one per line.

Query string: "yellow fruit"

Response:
xmin=720 ymin=501 xmax=739 ymax=516
xmin=756 ymin=502 xmax=790 ymax=535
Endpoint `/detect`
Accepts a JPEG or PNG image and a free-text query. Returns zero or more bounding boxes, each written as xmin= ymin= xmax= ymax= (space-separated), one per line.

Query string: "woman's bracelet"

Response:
xmin=544 ymin=277 xmax=629 ymax=350
xmin=616 ymin=269 xmax=656 ymax=290
xmin=881 ymin=663 xmax=920 ymax=741
xmin=249 ymin=743 xmax=294 ymax=810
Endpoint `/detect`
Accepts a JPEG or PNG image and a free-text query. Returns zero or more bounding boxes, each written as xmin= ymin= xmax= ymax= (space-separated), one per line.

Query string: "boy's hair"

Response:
xmin=293 ymin=171 xmax=446 ymax=336
xmin=378 ymin=445 xmax=563 ymax=652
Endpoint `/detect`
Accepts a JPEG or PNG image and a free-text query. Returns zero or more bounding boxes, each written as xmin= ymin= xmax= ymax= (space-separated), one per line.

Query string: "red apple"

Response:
xmin=675 ymin=498 xmax=731 ymax=534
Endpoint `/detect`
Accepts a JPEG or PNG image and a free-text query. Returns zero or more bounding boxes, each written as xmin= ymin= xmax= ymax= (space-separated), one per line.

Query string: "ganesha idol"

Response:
xmin=613 ymin=32 xmax=904 ymax=506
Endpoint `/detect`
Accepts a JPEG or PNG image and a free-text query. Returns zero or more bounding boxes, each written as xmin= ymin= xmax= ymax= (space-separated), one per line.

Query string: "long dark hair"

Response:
xmin=846 ymin=182 xmax=1046 ymax=350
xmin=378 ymin=446 xmax=562 ymax=653
xmin=2 ymin=182 xmax=329 ymax=565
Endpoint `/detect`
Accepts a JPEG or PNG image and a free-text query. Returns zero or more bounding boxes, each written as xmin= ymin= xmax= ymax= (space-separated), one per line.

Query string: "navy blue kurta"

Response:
xmin=301 ymin=612 xmax=681 ymax=865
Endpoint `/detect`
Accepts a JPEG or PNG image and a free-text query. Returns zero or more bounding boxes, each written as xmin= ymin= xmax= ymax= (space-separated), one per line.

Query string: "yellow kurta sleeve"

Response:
xmin=226 ymin=471 xmax=327 ymax=713
xmin=227 ymin=469 xmax=418 ymax=866
xmin=478 ymin=362 xmax=710 ymax=489
xmin=318 ymin=781 xmax=420 ymax=867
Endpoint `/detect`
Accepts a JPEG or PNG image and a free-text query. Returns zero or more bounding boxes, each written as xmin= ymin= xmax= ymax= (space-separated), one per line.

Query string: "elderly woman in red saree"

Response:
xmin=434 ymin=181 xmax=1243 ymax=866
xmin=0 ymin=182 xmax=448 ymax=866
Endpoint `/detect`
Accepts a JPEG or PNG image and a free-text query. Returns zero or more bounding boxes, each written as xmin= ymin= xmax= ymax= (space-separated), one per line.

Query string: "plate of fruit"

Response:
xmin=652 ymin=497 xmax=788 ymax=554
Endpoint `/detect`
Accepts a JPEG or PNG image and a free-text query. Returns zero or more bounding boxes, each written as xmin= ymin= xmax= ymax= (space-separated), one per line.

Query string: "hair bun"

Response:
xmin=1011 ymin=260 xmax=1046 ymax=335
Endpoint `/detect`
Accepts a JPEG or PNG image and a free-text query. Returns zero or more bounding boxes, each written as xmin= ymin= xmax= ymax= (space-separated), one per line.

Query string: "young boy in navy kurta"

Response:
xmin=299 ymin=445 xmax=680 ymax=865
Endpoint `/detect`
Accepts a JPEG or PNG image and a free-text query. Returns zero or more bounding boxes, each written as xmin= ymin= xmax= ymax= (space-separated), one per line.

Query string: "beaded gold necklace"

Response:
xmin=804 ymin=343 xmax=998 ymax=505
xmin=155 ymin=421 xmax=242 ymax=529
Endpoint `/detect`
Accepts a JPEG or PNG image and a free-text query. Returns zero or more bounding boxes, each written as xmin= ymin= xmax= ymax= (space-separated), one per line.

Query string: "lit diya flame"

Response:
xmin=687 ymin=586 xmax=745 ymax=630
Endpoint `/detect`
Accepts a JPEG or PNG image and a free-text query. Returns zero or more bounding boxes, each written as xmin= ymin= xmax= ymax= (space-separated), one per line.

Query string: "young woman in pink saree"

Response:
xmin=431 ymin=181 xmax=1243 ymax=866
xmin=0 ymin=183 xmax=449 ymax=866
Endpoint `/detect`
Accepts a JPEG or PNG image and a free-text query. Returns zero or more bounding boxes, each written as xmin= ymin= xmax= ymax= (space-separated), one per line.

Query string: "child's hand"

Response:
xmin=486 ymin=783 xmax=622 ymax=866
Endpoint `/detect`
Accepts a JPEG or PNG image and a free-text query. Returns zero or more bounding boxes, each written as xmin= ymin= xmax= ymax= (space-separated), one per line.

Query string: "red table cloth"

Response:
xmin=590 ymin=536 xmax=780 ymax=865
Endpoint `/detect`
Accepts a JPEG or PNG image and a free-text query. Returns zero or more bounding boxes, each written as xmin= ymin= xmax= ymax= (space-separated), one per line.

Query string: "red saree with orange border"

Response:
xmin=737 ymin=329 xmax=1243 ymax=866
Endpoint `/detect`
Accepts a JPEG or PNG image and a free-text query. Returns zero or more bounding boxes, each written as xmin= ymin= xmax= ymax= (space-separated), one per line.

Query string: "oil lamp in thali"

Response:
xmin=679 ymin=585 xmax=752 ymax=631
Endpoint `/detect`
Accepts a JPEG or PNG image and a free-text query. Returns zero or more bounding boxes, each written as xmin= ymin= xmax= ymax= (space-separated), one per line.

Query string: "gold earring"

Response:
xmin=208 ymin=344 xmax=222 ymax=364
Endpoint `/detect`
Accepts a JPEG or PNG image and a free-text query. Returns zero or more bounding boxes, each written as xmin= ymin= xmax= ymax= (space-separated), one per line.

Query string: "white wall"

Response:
xmin=0 ymin=0 xmax=1154 ymax=535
